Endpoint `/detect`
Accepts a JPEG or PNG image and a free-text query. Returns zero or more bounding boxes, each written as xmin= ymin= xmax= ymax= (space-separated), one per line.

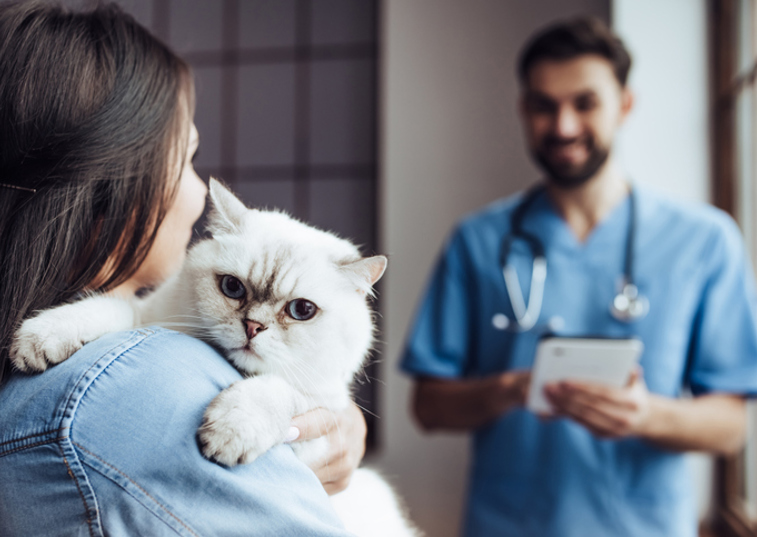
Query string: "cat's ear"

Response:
xmin=340 ymin=255 xmax=388 ymax=296
xmin=207 ymin=177 xmax=248 ymax=234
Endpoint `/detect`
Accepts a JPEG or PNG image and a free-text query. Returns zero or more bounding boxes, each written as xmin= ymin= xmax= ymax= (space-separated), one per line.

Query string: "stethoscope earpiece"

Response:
xmin=492 ymin=313 xmax=510 ymax=331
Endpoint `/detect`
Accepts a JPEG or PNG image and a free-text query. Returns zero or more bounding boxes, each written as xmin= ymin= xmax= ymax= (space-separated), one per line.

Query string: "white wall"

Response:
xmin=611 ymin=0 xmax=714 ymax=522
xmin=376 ymin=2 xmax=609 ymax=536
xmin=613 ymin=0 xmax=710 ymax=203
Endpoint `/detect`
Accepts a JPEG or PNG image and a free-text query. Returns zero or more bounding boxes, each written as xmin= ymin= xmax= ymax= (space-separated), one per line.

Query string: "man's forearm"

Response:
xmin=641 ymin=393 xmax=747 ymax=456
xmin=413 ymin=372 xmax=529 ymax=431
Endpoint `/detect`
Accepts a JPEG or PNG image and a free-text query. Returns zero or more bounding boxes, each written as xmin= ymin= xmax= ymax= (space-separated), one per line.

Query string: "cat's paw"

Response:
xmin=10 ymin=315 xmax=85 ymax=373
xmin=198 ymin=383 xmax=285 ymax=466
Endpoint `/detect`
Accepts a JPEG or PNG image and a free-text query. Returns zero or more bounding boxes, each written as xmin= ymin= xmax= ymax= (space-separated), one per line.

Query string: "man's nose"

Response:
xmin=244 ymin=319 xmax=268 ymax=339
xmin=553 ymin=106 xmax=582 ymax=138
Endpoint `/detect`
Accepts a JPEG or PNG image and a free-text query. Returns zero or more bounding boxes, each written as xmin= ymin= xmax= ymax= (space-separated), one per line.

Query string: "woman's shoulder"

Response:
xmin=0 ymin=328 xmax=348 ymax=536
xmin=0 ymin=327 xmax=239 ymax=444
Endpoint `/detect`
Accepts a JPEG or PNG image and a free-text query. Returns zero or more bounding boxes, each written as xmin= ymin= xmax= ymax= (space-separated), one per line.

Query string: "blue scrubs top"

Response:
xmin=401 ymin=186 xmax=757 ymax=537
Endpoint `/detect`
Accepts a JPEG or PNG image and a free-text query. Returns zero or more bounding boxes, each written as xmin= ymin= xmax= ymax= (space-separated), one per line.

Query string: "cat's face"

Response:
xmin=183 ymin=180 xmax=386 ymax=395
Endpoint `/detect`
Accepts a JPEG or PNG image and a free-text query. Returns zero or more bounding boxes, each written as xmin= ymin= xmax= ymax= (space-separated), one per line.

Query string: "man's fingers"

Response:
xmin=554 ymin=382 xmax=637 ymax=411
xmin=544 ymin=370 xmax=651 ymax=439
xmin=557 ymin=399 xmax=631 ymax=436
xmin=547 ymin=388 xmax=635 ymax=436
xmin=626 ymin=367 xmax=640 ymax=387
xmin=289 ymin=407 xmax=338 ymax=442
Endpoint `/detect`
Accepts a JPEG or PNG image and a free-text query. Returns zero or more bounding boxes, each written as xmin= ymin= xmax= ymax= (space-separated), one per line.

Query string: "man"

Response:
xmin=401 ymin=17 xmax=757 ymax=537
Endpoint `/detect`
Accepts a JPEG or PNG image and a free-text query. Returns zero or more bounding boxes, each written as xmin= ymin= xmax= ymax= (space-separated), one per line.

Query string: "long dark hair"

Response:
xmin=0 ymin=1 xmax=194 ymax=382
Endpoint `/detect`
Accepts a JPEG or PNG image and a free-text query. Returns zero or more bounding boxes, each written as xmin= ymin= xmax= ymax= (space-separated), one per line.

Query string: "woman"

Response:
xmin=0 ymin=2 xmax=364 ymax=534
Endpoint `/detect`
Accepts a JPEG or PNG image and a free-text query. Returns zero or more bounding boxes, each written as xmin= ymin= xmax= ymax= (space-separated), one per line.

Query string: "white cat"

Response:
xmin=11 ymin=178 xmax=420 ymax=537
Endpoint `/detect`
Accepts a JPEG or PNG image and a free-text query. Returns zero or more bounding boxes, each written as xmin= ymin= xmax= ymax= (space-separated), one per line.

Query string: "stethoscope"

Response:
xmin=493 ymin=185 xmax=649 ymax=332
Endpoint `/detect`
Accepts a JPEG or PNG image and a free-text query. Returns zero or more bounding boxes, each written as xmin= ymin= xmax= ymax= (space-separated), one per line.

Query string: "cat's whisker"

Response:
xmin=282 ymin=360 xmax=345 ymax=481
xmin=147 ymin=318 xmax=214 ymax=329
xmin=153 ymin=318 xmax=209 ymax=326
xmin=278 ymin=360 xmax=302 ymax=394
xmin=358 ymin=373 xmax=386 ymax=387
xmin=283 ymin=359 xmax=322 ymax=400
xmin=151 ymin=321 xmax=207 ymax=328
xmin=281 ymin=361 xmax=343 ymax=437
xmin=279 ymin=361 xmax=345 ymax=482
xmin=352 ymin=402 xmax=380 ymax=420
xmin=159 ymin=313 xmax=216 ymax=321
xmin=279 ymin=353 xmax=327 ymax=388
xmin=171 ymin=313 xmax=227 ymax=324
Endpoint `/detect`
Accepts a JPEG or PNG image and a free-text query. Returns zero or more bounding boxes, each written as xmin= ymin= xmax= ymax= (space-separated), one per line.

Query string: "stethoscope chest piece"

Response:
xmin=610 ymin=282 xmax=649 ymax=322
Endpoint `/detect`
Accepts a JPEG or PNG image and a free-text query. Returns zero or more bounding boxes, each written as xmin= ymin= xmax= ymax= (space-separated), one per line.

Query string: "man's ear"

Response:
xmin=340 ymin=255 xmax=388 ymax=296
xmin=207 ymin=177 xmax=248 ymax=235
xmin=619 ymin=87 xmax=634 ymax=125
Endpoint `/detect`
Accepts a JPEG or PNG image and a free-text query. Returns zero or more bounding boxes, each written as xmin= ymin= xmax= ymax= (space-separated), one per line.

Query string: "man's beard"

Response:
xmin=532 ymin=135 xmax=610 ymax=189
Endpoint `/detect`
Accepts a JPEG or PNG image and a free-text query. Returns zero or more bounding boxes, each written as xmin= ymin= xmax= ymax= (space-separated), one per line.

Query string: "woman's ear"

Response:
xmin=207 ymin=177 xmax=248 ymax=235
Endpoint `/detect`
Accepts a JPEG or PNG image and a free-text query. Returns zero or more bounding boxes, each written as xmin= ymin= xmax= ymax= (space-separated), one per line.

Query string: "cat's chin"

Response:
xmin=234 ymin=345 xmax=259 ymax=358
xmin=226 ymin=346 xmax=265 ymax=374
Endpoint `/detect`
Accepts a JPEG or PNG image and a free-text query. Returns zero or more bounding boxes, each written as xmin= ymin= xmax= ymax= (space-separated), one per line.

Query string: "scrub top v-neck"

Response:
xmin=401 ymin=186 xmax=757 ymax=537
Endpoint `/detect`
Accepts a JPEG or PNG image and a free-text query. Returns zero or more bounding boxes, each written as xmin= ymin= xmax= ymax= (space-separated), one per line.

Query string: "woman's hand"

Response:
xmin=288 ymin=402 xmax=367 ymax=495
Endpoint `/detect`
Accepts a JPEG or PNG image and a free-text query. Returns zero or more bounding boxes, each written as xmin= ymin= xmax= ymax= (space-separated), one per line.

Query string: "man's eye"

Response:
xmin=526 ymin=99 xmax=556 ymax=114
xmin=575 ymin=97 xmax=597 ymax=112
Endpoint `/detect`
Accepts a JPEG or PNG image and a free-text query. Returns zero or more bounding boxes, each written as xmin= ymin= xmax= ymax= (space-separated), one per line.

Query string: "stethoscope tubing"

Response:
xmin=499 ymin=184 xmax=647 ymax=331
xmin=502 ymin=256 xmax=546 ymax=331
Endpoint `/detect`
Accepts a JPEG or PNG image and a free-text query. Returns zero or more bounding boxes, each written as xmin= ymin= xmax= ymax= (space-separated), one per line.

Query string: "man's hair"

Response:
xmin=517 ymin=17 xmax=632 ymax=87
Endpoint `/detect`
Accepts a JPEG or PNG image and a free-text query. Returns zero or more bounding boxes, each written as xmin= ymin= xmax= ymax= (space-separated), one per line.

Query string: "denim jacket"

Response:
xmin=0 ymin=328 xmax=351 ymax=536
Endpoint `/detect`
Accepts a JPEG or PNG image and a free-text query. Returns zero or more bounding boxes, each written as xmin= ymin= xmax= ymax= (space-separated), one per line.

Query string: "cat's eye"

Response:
xmin=286 ymin=299 xmax=318 ymax=321
xmin=220 ymin=275 xmax=246 ymax=299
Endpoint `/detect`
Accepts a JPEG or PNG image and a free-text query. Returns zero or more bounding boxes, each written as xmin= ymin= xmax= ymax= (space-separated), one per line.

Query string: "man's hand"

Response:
xmin=544 ymin=369 xmax=652 ymax=439
xmin=508 ymin=369 xmax=532 ymax=408
xmin=288 ymin=402 xmax=367 ymax=495
xmin=543 ymin=370 xmax=747 ymax=455
xmin=414 ymin=370 xmax=531 ymax=431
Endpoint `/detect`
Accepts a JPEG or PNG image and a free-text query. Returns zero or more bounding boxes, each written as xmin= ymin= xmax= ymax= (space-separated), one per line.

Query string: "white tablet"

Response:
xmin=526 ymin=337 xmax=644 ymax=415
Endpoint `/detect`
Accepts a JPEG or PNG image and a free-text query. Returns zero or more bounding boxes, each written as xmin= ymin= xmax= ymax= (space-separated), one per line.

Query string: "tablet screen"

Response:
xmin=526 ymin=337 xmax=644 ymax=414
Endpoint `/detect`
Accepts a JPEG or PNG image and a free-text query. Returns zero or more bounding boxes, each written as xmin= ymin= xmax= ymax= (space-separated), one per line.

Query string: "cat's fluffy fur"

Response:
xmin=11 ymin=179 xmax=419 ymax=537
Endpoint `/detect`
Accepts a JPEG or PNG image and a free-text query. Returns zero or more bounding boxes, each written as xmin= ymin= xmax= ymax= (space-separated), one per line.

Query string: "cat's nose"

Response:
xmin=244 ymin=319 xmax=268 ymax=339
